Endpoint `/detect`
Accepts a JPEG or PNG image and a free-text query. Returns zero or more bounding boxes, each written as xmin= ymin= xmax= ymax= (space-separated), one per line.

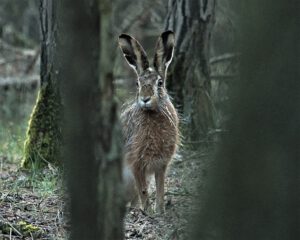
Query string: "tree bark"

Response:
xmin=165 ymin=0 xmax=216 ymax=142
xmin=22 ymin=0 xmax=62 ymax=168
xmin=98 ymin=1 xmax=125 ymax=238
xmin=192 ymin=0 xmax=300 ymax=239
xmin=59 ymin=0 xmax=124 ymax=239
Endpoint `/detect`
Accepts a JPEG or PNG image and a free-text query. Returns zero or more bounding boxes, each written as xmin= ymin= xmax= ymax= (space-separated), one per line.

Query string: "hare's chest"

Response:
xmin=133 ymin=116 xmax=177 ymax=158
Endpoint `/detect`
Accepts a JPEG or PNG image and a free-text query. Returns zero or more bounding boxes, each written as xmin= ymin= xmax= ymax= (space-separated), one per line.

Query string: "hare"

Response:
xmin=119 ymin=31 xmax=179 ymax=213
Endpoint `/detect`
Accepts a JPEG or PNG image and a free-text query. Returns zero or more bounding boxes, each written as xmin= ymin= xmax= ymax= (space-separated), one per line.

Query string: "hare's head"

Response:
xmin=118 ymin=31 xmax=175 ymax=111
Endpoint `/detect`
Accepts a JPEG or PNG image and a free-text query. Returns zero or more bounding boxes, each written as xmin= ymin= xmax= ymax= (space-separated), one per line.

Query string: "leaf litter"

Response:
xmin=1 ymin=147 xmax=212 ymax=240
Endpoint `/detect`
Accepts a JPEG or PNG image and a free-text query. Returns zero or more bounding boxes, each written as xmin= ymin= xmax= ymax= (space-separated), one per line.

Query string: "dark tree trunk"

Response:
xmin=58 ymin=0 xmax=124 ymax=239
xmin=165 ymin=0 xmax=216 ymax=142
xmin=98 ymin=1 xmax=125 ymax=238
xmin=193 ymin=0 xmax=300 ymax=239
xmin=22 ymin=0 xmax=62 ymax=168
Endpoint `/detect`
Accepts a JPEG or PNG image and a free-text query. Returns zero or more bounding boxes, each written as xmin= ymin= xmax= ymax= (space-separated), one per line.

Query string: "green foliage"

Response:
xmin=22 ymin=78 xmax=62 ymax=169
xmin=0 ymin=219 xmax=43 ymax=237
xmin=0 ymin=122 xmax=26 ymax=162
xmin=18 ymin=220 xmax=42 ymax=235
xmin=31 ymin=168 xmax=62 ymax=197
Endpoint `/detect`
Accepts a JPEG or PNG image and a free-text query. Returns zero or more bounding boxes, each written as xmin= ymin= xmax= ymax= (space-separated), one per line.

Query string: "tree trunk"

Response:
xmin=58 ymin=0 xmax=124 ymax=239
xmin=98 ymin=1 xmax=125 ymax=238
xmin=192 ymin=0 xmax=300 ymax=239
xmin=22 ymin=0 xmax=62 ymax=168
xmin=165 ymin=0 xmax=216 ymax=142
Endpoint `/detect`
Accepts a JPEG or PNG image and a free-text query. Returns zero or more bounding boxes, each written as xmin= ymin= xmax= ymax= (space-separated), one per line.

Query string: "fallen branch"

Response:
xmin=0 ymin=38 xmax=36 ymax=56
xmin=0 ymin=75 xmax=40 ymax=89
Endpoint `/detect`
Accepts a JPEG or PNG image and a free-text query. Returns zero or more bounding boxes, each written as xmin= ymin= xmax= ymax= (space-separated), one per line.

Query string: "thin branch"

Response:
xmin=210 ymin=52 xmax=240 ymax=64
xmin=210 ymin=74 xmax=238 ymax=80
xmin=25 ymin=48 xmax=41 ymax=74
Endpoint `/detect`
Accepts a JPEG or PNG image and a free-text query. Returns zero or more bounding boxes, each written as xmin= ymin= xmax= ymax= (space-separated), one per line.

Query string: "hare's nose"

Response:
xmin=141 ymin=96 xmax=151 ymax=103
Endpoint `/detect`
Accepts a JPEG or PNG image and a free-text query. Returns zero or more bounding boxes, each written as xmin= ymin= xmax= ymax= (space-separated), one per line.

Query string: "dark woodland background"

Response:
xmin=0 ymin=0 xmax=299 ymax=239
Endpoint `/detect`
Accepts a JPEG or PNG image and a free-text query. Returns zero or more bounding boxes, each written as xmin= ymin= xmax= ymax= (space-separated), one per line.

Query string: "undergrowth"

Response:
xmin=0 ymin=96 xmax=62 ymax=197
xmin=0 ymin=121 xmax=26 ymax=163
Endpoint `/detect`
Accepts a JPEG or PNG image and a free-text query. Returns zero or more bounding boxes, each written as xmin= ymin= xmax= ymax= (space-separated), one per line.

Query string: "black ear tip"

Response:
xmin=119 ymin=33 xmax=132 ymax=40
xmin=162 ymin=30 xmax=174 ymax=37
xmin=160 ymin=31 xmax=175 ymax=44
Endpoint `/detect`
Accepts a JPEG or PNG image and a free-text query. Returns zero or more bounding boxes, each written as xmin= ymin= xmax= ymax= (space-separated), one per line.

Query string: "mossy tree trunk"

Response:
xmin=59 ymin=0 xmax=124 ymax=239
xmin=192 ymin=0 xmax=299 ymax=239
xmin=22 ymin=0 xmax=62 ymax=168
xmin=165 ymin=0 xmax=216 ymax=142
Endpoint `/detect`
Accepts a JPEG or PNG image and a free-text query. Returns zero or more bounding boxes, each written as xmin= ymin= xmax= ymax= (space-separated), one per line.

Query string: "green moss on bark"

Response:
xmin=22 ymin=78 xmax=62 ymax=169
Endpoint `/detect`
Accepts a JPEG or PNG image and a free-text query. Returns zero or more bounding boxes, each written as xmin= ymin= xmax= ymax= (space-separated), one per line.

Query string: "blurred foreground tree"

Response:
xmin=59 ymin=0 xmax=124 ymax=239
xmin=22 ymin=0 xmax=62 ymax=168
xmin=165 ymin=0 xmax=216 ymax=141
xmin=192 ymin=0 xmax=299 ymax=239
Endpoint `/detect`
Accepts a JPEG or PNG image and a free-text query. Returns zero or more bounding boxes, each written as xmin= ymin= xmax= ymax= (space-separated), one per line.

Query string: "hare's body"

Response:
xmin=122 ymin=99 xmax=178 ymax=172
xmin=119 ymin=31 xmax=179 ymax=213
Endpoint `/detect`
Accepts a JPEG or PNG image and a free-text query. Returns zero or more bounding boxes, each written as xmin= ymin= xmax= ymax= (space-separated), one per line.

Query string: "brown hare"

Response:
xmin=119 ymin=31 xmax=179 ymax=213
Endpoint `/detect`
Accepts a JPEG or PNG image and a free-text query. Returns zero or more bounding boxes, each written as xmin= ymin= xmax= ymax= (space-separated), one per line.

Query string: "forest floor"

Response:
xmin=123 ymin=148 xmax=212 ymax=240
xmin=0 ymin=40 xmax=215 ymax=239
xmin=0 ymin=128 xmax=213 ymax=240
xmin=0 ymin=159 xmax=67 ymax=239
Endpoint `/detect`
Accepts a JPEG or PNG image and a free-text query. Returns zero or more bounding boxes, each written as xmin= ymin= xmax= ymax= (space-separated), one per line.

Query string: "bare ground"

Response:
xmin=0 ymin=147 xmax=212 ymax=240
xmin=0 ymin=161 xmax=67 ymax=239
xmin=124 ymin=149 xmax=211 ymax=240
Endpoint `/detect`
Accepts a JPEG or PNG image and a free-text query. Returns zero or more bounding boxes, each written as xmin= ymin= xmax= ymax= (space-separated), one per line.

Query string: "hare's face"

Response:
xmin=137 ymin=69 xmax=166 ymax=110
xmin=118 ymin=31 xmax=175 ymax=111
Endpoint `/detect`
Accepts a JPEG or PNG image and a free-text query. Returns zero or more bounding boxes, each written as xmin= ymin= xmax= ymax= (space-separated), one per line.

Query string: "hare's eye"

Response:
xmin=136 ymin=81 xmax=139 ymax=87
xmin=158 ymin=80 xmax=163 ymax=87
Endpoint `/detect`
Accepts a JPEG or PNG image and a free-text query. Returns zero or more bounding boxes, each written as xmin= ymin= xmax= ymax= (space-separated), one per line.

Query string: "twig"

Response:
xmin=210 ymin=74 xmax=238 ymax=80
xmin=0 ymin=219 xmax=23 ymax=237
xmin=165 ymin=191 xmax=191 ymax=196
xmin=25 ymin=48 xmax=41 ymax=74
xmin=210 ymin=52 xmax=240 ymax=64
xmin=30 ymin=231 xmax=34 ymax=240
xmin=36 ymin=151 xmax=58 ymax=172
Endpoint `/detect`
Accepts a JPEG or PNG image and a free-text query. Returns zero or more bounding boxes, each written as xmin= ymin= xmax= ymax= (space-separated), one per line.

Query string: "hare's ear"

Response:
xmin=118 ymin=34 xmax=149 ymax=75
xmin=153 ymin=31 xmax=175 ymax=77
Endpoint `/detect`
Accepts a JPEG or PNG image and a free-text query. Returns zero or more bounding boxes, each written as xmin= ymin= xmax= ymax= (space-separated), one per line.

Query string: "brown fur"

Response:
xmin=119 ymin=31 xmax=179 ymax=213
xmin=121 ymin=87 xmax=179 ymax=212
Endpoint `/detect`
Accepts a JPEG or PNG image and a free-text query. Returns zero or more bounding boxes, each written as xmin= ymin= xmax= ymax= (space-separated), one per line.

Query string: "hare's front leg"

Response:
xmin=133 ymin=168 xmax=150 ymax=211
xmin=155 ymin=166 xmax=167 ymax=213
